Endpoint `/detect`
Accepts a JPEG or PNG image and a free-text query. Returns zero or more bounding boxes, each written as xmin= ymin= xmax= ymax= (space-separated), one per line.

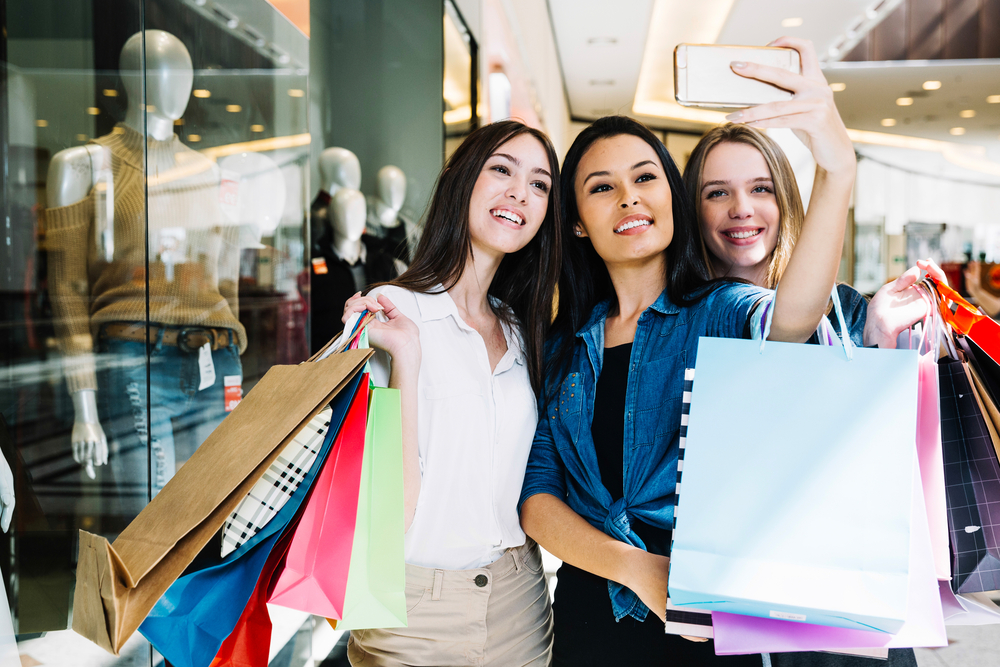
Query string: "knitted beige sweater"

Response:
xmin=45 ymin=124 xmax=247 ymax=393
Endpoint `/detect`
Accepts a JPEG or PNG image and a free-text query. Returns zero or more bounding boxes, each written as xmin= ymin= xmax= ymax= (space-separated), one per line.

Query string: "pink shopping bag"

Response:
xmin=267 ymin=376 xmax=370 ymax=617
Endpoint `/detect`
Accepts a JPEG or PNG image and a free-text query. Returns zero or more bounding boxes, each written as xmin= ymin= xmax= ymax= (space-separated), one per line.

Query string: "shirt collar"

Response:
xmin=414 ymin=288 xmax=526 ymax=365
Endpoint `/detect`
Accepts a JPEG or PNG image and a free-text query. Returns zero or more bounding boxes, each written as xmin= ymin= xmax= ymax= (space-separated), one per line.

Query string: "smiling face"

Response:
xmin=697 ymin=141 xmax=781 ymax=284
xmin=467 ymin=133 xmax=553 ymax=262
xmin=573 ymin=134 xmax=674 ymax=268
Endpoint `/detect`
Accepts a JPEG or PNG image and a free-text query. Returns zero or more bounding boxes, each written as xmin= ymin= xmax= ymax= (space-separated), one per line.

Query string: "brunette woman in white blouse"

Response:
xmin=341 ymin=120 xmax=562 ymax=666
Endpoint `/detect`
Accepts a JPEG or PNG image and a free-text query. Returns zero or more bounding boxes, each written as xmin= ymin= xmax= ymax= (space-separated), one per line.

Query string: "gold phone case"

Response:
xmin=674 ymin=44 xmax=801 ymax=110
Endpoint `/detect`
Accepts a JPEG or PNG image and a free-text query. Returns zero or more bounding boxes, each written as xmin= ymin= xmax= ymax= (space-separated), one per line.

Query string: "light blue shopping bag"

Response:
xmin=668 ymin=286 xmax=920 ymax=634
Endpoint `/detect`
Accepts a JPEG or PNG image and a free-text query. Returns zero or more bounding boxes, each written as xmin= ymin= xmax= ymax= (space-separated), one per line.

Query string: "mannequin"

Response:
xmin=45 ymin=31 xmax=246 ymax=515
xmin=365 ymin=165 xmax=411 ymax=273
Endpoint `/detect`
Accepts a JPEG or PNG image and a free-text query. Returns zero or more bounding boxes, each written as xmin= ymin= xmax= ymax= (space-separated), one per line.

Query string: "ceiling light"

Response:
xmin=880 ymin=118 xmax=897 ymax=127
xmin=287 ymin=89 xmax=305 ymax=98
xmin=587 ymin=37 xmax=618 ymax=45
xmin=896 ymin=97 xmax=913 ymax=106
xmin=174 ymin=118 xmax=184 ymax=126
xmin=829 ymin=83 xmax=846 ymax=92
xmin=193 ymin=89 xmax=211 ymax=98
xmin=35 ymin=119 xmax=48 ymax=127
xmin=226 ymin=104 xmax=242 ymax=113
xmin=988 ymin=95 xmax=1000 ymax=104
xmin=87 ymin=107 xmax=100 ymax=115
xmin=76 ymin=134 xmax=88 ymax=141
xmin=188 ymin=134 xmax=202 ymax=142
xmin=922 ymin=80 xmax=942 ymax=91
xmin=103 ymin=89 xmax=118 ymax=97
xmin=145 ymin=104 xmax=156 ymax=113
xmin=589 ymin=79 xmax=616 ymax=86
xmin=960 ymin=109 xmax=976 ymax=118
xmin=950 ymin=127 xmax=966 ymax=135
xmin=251 ymin=124 xmax=264 ymax=133
xmin=781 ymin=17 xmax=803 ymax=27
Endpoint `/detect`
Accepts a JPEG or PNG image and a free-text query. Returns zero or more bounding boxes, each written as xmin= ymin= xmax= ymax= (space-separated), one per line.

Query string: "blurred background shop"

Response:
xmin=1 ymin=0 xmax=998 ymax=665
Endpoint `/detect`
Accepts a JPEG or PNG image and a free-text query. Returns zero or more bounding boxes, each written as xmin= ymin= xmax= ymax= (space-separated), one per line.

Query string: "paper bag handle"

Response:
xmin=307 ymin=312 xmax=376 ymax=363
xmin=930 ymin=277 xmax=987 ymax=337
xmin=761 ymin=284 xmax=854 ymax=360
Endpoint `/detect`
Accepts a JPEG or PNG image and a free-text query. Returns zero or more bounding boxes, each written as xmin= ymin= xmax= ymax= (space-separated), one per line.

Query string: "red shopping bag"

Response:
xmin=266 ymin=376 xmax=370 ymax=617
xmin=209 ymin=521 xmax=297 ymax=667
xmin=932 ymin=278 xmax=1000 ymax=362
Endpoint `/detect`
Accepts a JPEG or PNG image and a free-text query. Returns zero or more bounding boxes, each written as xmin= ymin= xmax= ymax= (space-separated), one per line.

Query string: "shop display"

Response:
xmin=366 ymin=164 xmax=412 ymax=268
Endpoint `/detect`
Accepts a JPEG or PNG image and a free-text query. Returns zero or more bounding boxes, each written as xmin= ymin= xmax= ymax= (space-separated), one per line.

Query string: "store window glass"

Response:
xmin=443 ymin=0 xmax=477 ymax=159
xmin=2 ymin=1 xmax=310 ymax=664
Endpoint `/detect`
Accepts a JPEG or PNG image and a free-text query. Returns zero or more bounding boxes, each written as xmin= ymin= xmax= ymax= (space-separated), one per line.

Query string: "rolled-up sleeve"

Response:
xmin=518 ymin=395 xmax=567 ymax=514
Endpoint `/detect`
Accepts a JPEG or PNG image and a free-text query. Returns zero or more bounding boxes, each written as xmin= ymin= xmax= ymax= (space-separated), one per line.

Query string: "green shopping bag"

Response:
xmin=334 ymin=385 xmax=407 ymax=630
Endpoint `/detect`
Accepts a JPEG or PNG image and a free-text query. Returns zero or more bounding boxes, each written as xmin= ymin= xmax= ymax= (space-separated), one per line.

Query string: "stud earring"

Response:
xmin=574 ymin=229 xmax=583 ymax=237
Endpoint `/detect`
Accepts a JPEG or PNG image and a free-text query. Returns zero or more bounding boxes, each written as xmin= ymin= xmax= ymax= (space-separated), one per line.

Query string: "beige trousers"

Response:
xmin=348 ymin=539 xmax=553 ymax=667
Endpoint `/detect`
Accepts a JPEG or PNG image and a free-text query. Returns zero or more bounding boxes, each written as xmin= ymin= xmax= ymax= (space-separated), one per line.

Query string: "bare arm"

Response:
xmin=520 ymin=493 xmax=671 ymax=622
xmin=730 ymin=37 xmax=856 ymax=342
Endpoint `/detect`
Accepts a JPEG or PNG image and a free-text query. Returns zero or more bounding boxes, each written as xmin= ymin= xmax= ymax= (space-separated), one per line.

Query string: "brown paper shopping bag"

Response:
xmin=72 ymin=348 xmax=372 ymax=654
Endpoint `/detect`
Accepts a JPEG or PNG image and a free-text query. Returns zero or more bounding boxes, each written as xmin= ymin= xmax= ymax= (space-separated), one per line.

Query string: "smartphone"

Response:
xmin=674 ymin=44 xmax=801 ymax=109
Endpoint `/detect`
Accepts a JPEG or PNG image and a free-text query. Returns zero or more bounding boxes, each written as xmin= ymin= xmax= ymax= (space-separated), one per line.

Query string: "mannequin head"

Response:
xmin=319 ymin=147 xmax=362 ymax=195
xmin=332 ymin=188 xmax=367 ymax=242
xmin=120 ymin=30 xmax=193 ymax=141
xmin=376 ymin=165 xmax=406 ymax=210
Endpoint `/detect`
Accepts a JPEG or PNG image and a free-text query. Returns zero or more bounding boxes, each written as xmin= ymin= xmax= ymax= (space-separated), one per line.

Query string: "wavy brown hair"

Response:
xmin=376 ymin=120 xmax=562 ymax=395
xmin=683 ymin=123 xmax=805 ymax=290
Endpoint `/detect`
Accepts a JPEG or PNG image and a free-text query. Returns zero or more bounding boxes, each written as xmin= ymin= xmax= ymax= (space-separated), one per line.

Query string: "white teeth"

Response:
xmin=614 ymin=219 xmax=651 ymax=233
xmin=492 ymin=209 xmax=525 ymax=226
xmin=725 ymin=229 xmax=761 ymax=239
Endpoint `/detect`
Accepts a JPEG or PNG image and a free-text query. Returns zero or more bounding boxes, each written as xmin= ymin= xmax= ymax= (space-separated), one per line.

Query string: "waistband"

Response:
xmin=405 ymin=540 xmax=540 ymax=590
xmin=100 ymin=322 xmax=234 ymax=352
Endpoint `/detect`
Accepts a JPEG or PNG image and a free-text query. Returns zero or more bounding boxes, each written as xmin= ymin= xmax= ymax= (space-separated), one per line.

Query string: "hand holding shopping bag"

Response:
xmin=669 ymin=286 xmax=920 ymax=634
xmin=71 ymin=346 xmax=372 ymax=655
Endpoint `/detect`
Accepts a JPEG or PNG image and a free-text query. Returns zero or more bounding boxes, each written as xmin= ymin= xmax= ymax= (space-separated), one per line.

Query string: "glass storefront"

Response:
xmin=2 ymin=0 xmax=461 ymax=660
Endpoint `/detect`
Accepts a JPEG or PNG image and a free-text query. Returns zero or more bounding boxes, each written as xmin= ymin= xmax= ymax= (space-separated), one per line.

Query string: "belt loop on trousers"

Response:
xmin=432 ymin=569 xmax=444 ymax=601
xmin=512 ymin=545 xmax=523 ymax=573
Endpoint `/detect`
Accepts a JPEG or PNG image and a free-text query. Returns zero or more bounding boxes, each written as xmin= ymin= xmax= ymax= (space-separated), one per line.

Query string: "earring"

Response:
xmin=574 ymin=229 xmax=583 ymax=237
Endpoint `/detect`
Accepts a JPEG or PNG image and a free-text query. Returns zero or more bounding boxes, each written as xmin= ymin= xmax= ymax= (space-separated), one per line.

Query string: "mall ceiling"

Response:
xmin=548 ymin=0 xmax=1000 ymax=160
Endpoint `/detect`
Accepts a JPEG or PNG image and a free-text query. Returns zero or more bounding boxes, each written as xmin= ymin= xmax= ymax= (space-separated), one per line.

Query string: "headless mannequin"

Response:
xmin=46 ymin=31 xmax=238 ymax=489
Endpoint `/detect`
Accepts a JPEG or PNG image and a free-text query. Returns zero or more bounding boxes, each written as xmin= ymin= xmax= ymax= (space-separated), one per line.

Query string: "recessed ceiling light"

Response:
xmin=829 ymin=82 xmax=846 ymax=92
xmin=87 ymin=107 xmax=100 ymax=115
xmin=103 ymin=89 xmax=118 ymax=97
xmin=193 ymin=89 xmax=211 ymax=98
xmin=76 ymin=134 xmax=88 ymax=141
xmin=896 ymin=97 xmax=913 ymax=106
xmin=587 ymin=37 xmax=618 ymax=45
xmin=988 ymin=95 xmax=1000 ymax=104
xmin=589 ymin=79 xmax=616 ymax=86
xmin=145 ymin=104 xmax=156 ymax=113
xmin=251 ymin=124 xmax=265 ymax=133
xmin=287 ymin=89 xmax=305 ymax=98
xmin=880 ymin=118 xmax=897 ymax=127
xmin=35 ymin=119 xmax=48 ymax=127
xmin=226 ymin=104 xmax=242 ymax=113
xmin=950 ymin=127 xmax=966 ymax=135
xmin=781 ymin=17 xmax=803 ymax=27
xmin=922 ymin=80 xmax=942 ymax=91
xmin=174 ymin=118 xmax=184 ymax=126
xmin=959 ymin=109 xmax=976 ymax=118
xmin=188 ymin=134 xmax=202 ymax=142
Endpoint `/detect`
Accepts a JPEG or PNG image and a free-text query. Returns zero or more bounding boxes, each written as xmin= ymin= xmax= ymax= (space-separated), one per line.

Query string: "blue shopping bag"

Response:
xmin=139 ymin=372 xmax=364 ymax=667
xmin=668 ymin=287 xmax=920 ymax=634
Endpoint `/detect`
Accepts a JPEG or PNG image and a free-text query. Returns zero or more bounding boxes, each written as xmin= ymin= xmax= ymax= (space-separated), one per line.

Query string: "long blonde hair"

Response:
xmin=683 ymin=123 xmax=805 ymax=290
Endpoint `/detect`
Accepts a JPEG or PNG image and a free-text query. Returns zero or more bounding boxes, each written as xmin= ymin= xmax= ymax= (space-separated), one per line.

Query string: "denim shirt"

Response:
xmin=518 ymin=282 xmax=768 ymax=622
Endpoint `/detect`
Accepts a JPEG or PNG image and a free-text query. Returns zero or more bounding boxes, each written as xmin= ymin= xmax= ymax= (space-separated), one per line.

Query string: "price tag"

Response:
xmin=312 ymin=257 xmax=329 ymax=275
xmin=198 ymin=343 xmax=216 ymax=391
xmin=224 ymin=375 xmax=243 ymax=412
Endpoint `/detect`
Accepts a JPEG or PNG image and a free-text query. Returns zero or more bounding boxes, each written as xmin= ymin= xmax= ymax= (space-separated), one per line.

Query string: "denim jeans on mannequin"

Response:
xmin=97 ymin=324 xmax=242 ymax=524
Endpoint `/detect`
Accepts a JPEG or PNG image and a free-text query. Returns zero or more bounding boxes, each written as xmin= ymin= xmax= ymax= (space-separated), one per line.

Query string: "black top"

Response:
xmin=591 ymin=342 xmax=671 ymax=555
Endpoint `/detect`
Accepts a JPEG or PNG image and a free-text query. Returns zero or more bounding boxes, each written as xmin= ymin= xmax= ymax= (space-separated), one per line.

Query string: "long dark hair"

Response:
xmin=546 ymin=116 xmax=712 ymax=396
xmin=379 ymin=120 xmax=562 ymax=396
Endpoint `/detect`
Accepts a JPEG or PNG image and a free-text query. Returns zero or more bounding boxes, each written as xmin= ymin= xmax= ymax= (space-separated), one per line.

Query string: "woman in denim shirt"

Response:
xmin=519 ymin=39 xmax=857 ymax=665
